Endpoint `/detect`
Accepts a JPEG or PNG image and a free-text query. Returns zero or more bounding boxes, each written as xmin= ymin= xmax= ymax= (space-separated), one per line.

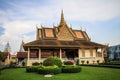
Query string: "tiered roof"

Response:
xmin=36 ymin=11 xmax=90 ymax=41
xmin=24 ymin=11 xmax=105 ymax=49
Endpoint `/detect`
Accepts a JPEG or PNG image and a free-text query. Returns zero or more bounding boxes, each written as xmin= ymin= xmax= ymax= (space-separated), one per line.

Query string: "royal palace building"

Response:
xmin=23 ymin=11 xmax=107 ymax=66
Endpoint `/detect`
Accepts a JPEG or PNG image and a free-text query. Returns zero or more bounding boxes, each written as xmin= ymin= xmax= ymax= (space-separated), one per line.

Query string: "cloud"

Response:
xmin=0 ymin=0 xmax=120 ymax=52
xmin=60 ymin=0 xmax=120 ymax=22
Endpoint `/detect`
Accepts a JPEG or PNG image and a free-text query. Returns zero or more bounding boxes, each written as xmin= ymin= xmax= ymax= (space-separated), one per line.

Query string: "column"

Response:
xmin=7 ymin=54 xmax=10 ymax=65
xmin=78 ymin=48 xmax=81 ymax=64
xmin=95 ymin=48 xmax=98 ymax=63
xmin=90 ymin=48 xmax=93 ymax=57
xmin=60 ymin=48 xmax=62 ymax=59
xmin=82 ymin=48 xmax=85 ymax=57
xmin=38 ymin=48 xmax=41 ymax=62
xmin=27 ymin=47 xmax=30 ymax=66
xmin=89 ymin=48 xmax=93 ymax=64
xmin=101 ymin=48 xmax=104 ymax=58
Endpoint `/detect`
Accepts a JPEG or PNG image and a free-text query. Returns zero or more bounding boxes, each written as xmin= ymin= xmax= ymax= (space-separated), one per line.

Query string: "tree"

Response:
xmin=0 ymin=51 xmax=4 ymax=75
xmin=0 ymin=51 xmax=4 ymax=63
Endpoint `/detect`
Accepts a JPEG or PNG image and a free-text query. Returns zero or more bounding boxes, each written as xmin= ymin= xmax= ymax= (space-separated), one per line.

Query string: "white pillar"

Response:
xmin=102 ymin=48 xmax=104 ymax=58
xmin=38 ymin=48 xmax=41 ymax=62
xmin=90 ymin=48 xmax=93 ymax=57
xmin=78 ymin=48 xmax=81 ymax=64
xmin=27 ymin=47 xmax=30 ymax=66
xmin=82 ymin=48 xmax=85 ymax=57
xmin=78 ymin=48 xmax=80 ymax=59
xmin=7 ymin=54 xmax=10 ymax=65
xmin=60 ymin=48 xmax=62 ymax=59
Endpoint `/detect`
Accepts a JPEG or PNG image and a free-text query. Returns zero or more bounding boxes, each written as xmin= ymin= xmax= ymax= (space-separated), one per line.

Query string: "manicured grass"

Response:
xmin=0 ymin=66 xmax=120 ymax=80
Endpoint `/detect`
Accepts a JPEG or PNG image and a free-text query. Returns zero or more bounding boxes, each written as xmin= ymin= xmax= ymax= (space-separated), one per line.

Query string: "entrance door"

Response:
xmin=65 ymin=49 xmax=78 ymax=60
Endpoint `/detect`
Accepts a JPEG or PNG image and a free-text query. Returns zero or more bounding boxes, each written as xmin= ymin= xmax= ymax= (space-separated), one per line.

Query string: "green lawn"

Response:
xmin=0 ymin=66 xmax=120 ymax=80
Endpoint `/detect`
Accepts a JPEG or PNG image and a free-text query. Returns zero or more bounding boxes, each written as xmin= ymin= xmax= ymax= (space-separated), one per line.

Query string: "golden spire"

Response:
xmin=59 ymin=10 xmax=66 ymax=26
xmin=19 ymin=40 xmax=25 ymax=52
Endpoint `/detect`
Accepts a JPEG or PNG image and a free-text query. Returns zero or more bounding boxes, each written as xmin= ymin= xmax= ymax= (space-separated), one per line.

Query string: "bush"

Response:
xmin=32 ymin=62 xmax=40 ymax=66
xmin=43 ymin=61 xmax=54 ymax=66
xmin=81 ymin=61 xmax=85 ymax=64
xmin=26 ymin=66 xmax=39 ymax=72
xmin=62 ymin=66 xmax=81 ymax=73
xmin=43 ymin=56 xmax=62 ymax=67
xmin=9 ymin=61 xmax=16 ymax=68
xmin=87 ymin=61 xmax=89 ymax=64
xmin=97 ymin=60 xmax=100 ymax=64
xmin=38 ymin=65 xmax=61 ymax=74
xmin=63 ymin=61 xmax=74 ymax=65
xmin=22 ymin=62 xmax=25 ymax=66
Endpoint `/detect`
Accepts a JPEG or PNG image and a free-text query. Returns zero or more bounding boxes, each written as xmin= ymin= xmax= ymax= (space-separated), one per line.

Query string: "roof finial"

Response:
xmin=80 ymin=27 xmax=82 ymax=31
xmin=36 ymin=24 xmax=38 ymax=29
xmin=4 ymin=42 xmax=11 ymax=52
xmin=60 ymin=10 xmax=66 ymax=26
xmin=70 ymin=24 xmax=72 ymax=29
xmin=19 ymin=40 xmax=25 ymax=52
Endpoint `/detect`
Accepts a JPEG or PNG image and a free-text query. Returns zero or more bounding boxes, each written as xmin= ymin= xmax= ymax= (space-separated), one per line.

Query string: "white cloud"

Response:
xmin=0 ymin=0 xmax=120 ymax=53
xmin=60 ymin=0 xmax=120 ymax=21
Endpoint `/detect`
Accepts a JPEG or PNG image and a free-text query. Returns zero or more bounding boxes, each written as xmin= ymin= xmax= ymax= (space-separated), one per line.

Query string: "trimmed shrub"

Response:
xmin=32 ymin=62 xmax=40 ymax=66
xmin=22 ymin=62 xmax=25 ymax=66
xmin=9 ymin=61 xmax=16 ymax=68
xmin=43 ymin=61 xmax=54 ymax=66
xmin=64 ymin=61 xmax=74 ymax=65
xmin=81 ymin=61 xmax=85 ymax=64
xmin=26 ymin=66 xmax=39 ymax=72
xmin=87 ymin=61 xmax=89 ymax=64
xmin=97 ymin=60 xmax=100 ymax=64
xmin=38 ymin=65 xmax=61 ymax=74
xmin=43 ymin=56 xmax=62 ymax=67
xmin=62 ymin=66 xmax=81 ymax=73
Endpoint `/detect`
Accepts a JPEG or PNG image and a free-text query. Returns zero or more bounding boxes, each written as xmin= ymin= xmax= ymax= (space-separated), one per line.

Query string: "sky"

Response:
xmin=0 ymin=0 xmax=120 ymax=53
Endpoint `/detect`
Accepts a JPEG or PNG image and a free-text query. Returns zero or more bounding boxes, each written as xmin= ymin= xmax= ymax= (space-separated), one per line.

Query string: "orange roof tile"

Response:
xmin=74 ymin=31 xmax=84 ymax=39
xmin=45 ymin=29 xmax=54 ymax=37
xmin=83 ymin=31 xmax=89 ymax=40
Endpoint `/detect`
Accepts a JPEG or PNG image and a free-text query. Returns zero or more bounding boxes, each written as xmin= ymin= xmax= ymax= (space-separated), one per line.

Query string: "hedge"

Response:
xmin=26 ymin=66 xmax=39 ymax=72
xmin=63 ymin=61 xmax=74 ymax=65
xmin=38 ymin=65 xmax=61 ymax=74
xmin=81 ymin=64 xmax=120 ymax=69
xmin=32 ymin=62 xmax=41 ymax=66
xmin=62 ymin=66 xmax=81 ymax=73
xmin=43 ymin=56 xmax=62 ymax=67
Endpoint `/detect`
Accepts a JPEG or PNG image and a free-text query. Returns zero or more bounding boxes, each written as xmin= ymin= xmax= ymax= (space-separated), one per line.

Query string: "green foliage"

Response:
xmin=62 ymin=64 xmax=76 ymax=67
xmin=1 ymin=67 xmax=120 ymax=80
xmin=97 ymin=60 xmax=100 ymax=64
xmin=62 ymin=66 xmax=81 ymax=73
xmin=43 ymin=56 xmax=62 ymax=67
xmin=0 ymin=52 xmax=4 ymax=61
xmin=63 ymin=61 xmax=74 ymax=65
xmin=22 ymin=62 xmax=25 ymax=66
xmin=9 ymin=61 xmax=16 ymax=68
xmin=26 ymin=66 xmax=39 ymax=72
xmin=43 ymin=61 xmax=54 ymax=66
xmin=81 ymin=60 xmax=85 ymax=64
xmin=87 ymin=61 xmax=89 ymax=64
xmin=38 ymin=65 xmax=61 ymax=74
xmin=32 ymin=62 xmax=41 ymax=66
